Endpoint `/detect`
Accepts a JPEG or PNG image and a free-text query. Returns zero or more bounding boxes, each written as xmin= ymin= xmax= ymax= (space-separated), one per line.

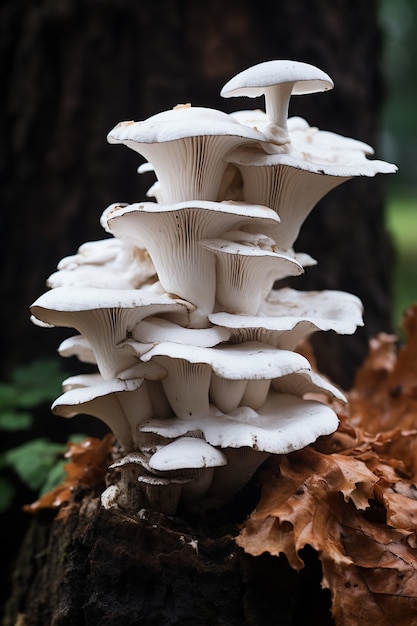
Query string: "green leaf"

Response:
xmin=4 ymin=438 xmax=67 ymax=491
xmin=0 ymin=476 xmax=16 ymax=512
xmin=0 ymin=383 xmax=19 ymax=411
xmin=11 ymin=359 xmax=67 ymax=408
xmin=39 ymin=459 xmax=67 ymax=496
xmin=0 ymin=410 xmax=33 ymax=431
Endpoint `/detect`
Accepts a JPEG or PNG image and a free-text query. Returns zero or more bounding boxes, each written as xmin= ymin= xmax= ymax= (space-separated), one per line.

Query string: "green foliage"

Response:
xmin=0 ymin=358 xmax=66 ymax=432
xmin=2 ymin=438 xmax=68 ymax=492
xmin=0 ymin=358 xmax=86 ymax=513
xmin=385 ymin=191 xmax=417 ymax=332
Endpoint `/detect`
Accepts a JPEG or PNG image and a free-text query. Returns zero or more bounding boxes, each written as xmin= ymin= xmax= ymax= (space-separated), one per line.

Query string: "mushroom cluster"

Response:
xmin=31 ymin=60 xmax=396 ymax=515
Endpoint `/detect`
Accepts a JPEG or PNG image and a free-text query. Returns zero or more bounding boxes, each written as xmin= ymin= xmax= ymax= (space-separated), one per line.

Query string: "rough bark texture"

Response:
xmin=4 ymin=489 xmax=334 ymax=626
xmin=2 ymin=1 xmax=392 ymax=624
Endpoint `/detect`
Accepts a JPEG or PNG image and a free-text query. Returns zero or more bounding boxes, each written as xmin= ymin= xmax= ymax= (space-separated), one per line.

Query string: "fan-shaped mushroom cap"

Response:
xmin=30 ymin=287 xmax=190 ymax=379
xmin=107 ymin=106 xmax=266 ymax=203
xmin=221 ymin=60 xmax=333 ymax=146
xmin=47 ymin=238 xmax=156 ymax=290
xmin=200 ymin=236 xmax=303 ymax=315
xmin=209 ymin=287 xmax=363 ymax=350
xmin=58 ymin=334 xmax=96 ymax=364
xmin=52 ymin=378 xmax=154 ymax=451
xmin=139 ymin=391 xmax=339 ymax=454
xmin=104 ymin=200 xmax=280 ymax=327
xmin=140 ymin=340 xmax=313 ymax=416
xmin=131 ymin=316 xmax=231 ymax=347
xmin=260 ymin=287 xmax=364 ymax=335
xmin=149 ymin=437 xmax=227 ymax=472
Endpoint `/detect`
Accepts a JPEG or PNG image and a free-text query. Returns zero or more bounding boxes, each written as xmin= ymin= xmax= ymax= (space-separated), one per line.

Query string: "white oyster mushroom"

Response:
xmin=47 ymin=238 xmax=156 ymax=290
xmin=225 ymin=146 xmax=352 ymax=250
xmin=30 ymin=287 xmax=190 ymax=380
xmin=107 ymin=105 xmax=266 ymax=203
xmin=140 ymin=391 xmax=339 ymax=454
xmin=271 ymin=369 xmax=346 ymax=402
xmin=61 ymin=372 xmax=103 ymax=391
xmin=105 ymin=452 xmax=189 ymax=513
xmin=149 ymin=437 xmax=227 ymax=503
xmin=200 ymin=236 xmax=303 ymax=315
xmin=58 ymin=335 xmax=96 ymax=364
xmin=260 ymin=287 xmax=364 ymax=335
xmin=209 ymin=287 xmax=363 ymax=351
xmin=221 ymin=60 xmax=333 ymax=147
xmin=140 ymin=340 xmax=313 ymax=416
xmin=52 ymin=378 xmax=155 ymax=452
xmin=104 ymin=200 xmax=280 ymax=327
xmin=224 ymin=116 xmax=397 ymax=250
xmin=131 ymin=316 xmax=231 ymax=347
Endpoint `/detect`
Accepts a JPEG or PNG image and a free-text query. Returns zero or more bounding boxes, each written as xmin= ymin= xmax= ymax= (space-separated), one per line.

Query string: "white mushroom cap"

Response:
xmin=148 ymin=437 xmax=227 ymax=472
xmin=209 ymin=287 xmax=363 ymax=350
xmin=200 ymin=236 xmax=303 ymax=315
xmin=107 ymin=106 xmax=266 ymax=203
xmin=104 ymin=200 xmax=280 ymax=327
xmin=48 ymin=238 xmax=156 ymax=290
xmin=140 ymin=340 xmax=313 ymax=416
xmin=221 ymin=60 xmax=333 ymax=146
xmin=271 ymin=369 xmax=346 ymax=403
xmin=58 ymin=334 xmax=96 ymax=364
xmin=139 ymin=391 xmax=339 ymax=454
xmin=52 ymin=377 xmax=154 ymax=451
xmin=30 ymin=287 xmax=190 ymax=380
xmin=131 ymin=316 xmax=231 ymax=347
xmin=260 ymin=287 xmax=364 ymax=335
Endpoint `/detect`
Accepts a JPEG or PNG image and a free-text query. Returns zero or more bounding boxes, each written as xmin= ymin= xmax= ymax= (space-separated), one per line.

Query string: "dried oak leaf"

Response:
xmin=238 ymin=305 xmax=417 ymax=625
xmin=23 ymin=433 xmax=114 ymax=514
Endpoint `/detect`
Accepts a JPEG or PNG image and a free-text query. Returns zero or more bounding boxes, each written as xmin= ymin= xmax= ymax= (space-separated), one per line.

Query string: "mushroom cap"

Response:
xmin=220 ymin=60 xmax=333 ymax=99
xmin=149 ymin=437 xmax=227 ymax=472
xmin=107 ymin=105 xmax=266 ymax=145
xmin=140 ymin=391 xmax=339 ymax=454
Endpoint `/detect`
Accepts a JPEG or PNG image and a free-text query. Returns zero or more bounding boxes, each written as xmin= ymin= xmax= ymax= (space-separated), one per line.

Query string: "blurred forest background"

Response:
xmin=0 ymin=0 xmax=416 ymax=620
xmin=379 ymin=0 xmax=417 ymax=329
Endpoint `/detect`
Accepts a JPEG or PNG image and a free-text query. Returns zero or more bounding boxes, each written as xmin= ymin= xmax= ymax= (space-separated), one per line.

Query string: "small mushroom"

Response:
xmin=220 ymin=60 xmax=333 ymax=147
xmin=200 ymin=235 xmax=303 ymax=315
xmin=58 ymin=334 xmax=96 ymax=365
xmin=149 ymin=436 xmax=227 ymax=503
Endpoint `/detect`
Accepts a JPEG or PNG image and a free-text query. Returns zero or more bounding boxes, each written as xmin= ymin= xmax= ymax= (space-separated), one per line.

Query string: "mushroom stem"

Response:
xmin=264 ymin=82 xmax=294 ymax=144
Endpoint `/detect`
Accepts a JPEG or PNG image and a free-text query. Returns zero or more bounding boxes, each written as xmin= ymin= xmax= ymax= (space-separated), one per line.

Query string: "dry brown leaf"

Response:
xmin=238 ymin=305 xmax=417 ymax=625
xmin=24 ymin=433 xmax=114 ymax=514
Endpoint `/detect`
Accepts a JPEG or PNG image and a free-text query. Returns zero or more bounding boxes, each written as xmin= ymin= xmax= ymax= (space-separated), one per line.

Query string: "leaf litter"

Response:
xmin=237 ymin=305 xmax=417 ymax=625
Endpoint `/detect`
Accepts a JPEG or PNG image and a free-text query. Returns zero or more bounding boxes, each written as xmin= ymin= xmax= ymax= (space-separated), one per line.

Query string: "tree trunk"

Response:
xmin=4 ymin=488 xmax=334 ymax=626
xmin=1 ymin=1 xmax=392 ymax=624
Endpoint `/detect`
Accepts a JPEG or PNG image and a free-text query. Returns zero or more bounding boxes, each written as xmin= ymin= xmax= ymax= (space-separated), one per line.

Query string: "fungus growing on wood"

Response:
xmin=220 ymin=60 xmax=333 ymax=147
xmin=31 ymin=58 xmax=396 ymax=516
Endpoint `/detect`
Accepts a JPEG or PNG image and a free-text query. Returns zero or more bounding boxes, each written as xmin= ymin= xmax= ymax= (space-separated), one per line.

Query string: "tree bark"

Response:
xmin=1 ymin=1 xmax=392 ymax=624
xmin=4 ymin=488 xmax=334 ymax=626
